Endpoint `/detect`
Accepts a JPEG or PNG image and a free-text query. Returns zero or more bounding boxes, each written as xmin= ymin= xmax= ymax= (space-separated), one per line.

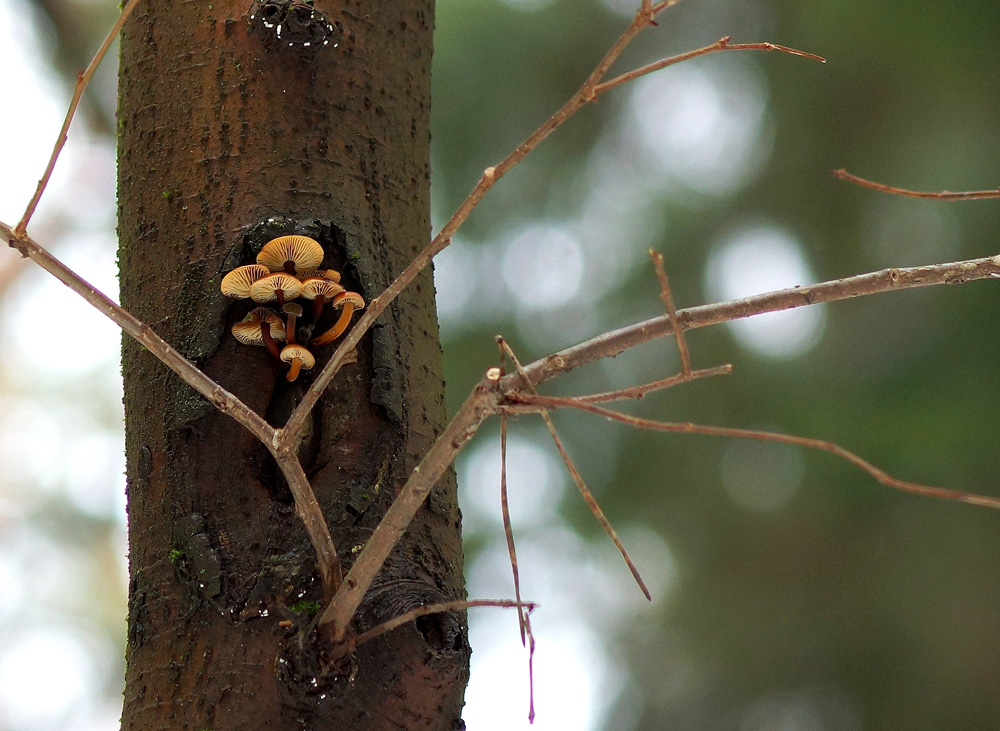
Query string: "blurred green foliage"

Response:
xmin=433 ymin=0 xmax=1000 ymax=728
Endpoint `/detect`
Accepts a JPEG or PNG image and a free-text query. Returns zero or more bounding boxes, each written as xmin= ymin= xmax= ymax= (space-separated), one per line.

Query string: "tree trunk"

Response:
xmin=116 ymin=1 xmax=468 ymax=728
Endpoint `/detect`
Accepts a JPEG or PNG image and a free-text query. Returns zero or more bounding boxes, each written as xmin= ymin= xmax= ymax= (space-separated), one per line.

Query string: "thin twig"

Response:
xmin=649 ymin=249 xmax=691 ymax=375
xmin=351 ymin=598 xmax=538 ymax=648
xmin=561 ymin=364 xmax=732 ymax=405
xmin=497 ymin=340 xmax=528 ymax=644
xmin=499 ymin=337 xmax=651 ymax=601
xmin=517 ymin=253 xmax=1000 ymax=390
xmin=501 ymin=404 xmax=527 ymax=644
xmin=15 ymin=0 xmax=144 ymax=236
xmin=594 ymin=37 xmax=825 ymax=96
xmin=516 ymin=395 xmax=1000 ymax=511
xmin=526 ymin=614 xmax=537 ymax=724
xmin=833 ymin=169 xmax=1000 ymax=201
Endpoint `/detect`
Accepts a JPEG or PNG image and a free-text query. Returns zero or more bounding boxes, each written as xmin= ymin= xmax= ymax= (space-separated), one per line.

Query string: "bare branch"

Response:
xmin=500 ymin=410 xmax=527 ymax=644
xmin=594 ymin=36 xmax=825 ymax=96
xmin=272 ymin=449 xmax=343 ymax=599
xmin=833 ymin=169 xmax=1000 ymax=201
xmin=517 ymin=395 xmax=1000 ymax=511
xmin=0 ymin=223 xmax=347 ymax=601
xmin=15 ymin=0 xmax=143 ymax=236
xmin=570 ymin=364 xmax=733 ymax=405
xmin=517 ymin=254 xmax=1000 ymax=390
xmin=281 ymin=2 xmax=822 ymax=440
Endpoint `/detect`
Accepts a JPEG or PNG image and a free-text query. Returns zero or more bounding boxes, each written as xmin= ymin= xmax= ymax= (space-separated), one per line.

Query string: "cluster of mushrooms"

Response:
xmin=220 ymin=235 xmax=365 ymax=382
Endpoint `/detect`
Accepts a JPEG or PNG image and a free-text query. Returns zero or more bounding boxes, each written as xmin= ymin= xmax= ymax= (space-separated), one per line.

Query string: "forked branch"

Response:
xmin=519 ymin=253 xmax=1000 ymax=390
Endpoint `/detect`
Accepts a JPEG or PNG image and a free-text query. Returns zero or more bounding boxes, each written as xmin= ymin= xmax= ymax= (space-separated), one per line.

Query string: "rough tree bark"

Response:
xmin=117 ymin=1 xmax=469 ymax=728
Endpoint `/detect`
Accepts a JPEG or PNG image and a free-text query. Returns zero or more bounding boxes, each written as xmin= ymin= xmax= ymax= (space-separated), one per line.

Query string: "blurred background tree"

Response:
xmin=0 ymin=0 xmax=998 ymax=729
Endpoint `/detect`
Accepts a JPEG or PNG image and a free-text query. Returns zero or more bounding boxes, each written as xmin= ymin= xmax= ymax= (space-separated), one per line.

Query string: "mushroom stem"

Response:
xmin=310 ymin=295 xmax=327 ymax=324
xmin=285 ymin=310 xmax=299 ymax=345
xmin=309 ymin=303 xmax=355 ymax=347
xmin=276 ymin=288 xmax=287 ymax=307
xmin=260 ymin=321 xmax=281 ymax=360
xmin=283 ymin=259 xmax=296 ymax=275
xmin=286 ymin=357 xmax=303 ymax=382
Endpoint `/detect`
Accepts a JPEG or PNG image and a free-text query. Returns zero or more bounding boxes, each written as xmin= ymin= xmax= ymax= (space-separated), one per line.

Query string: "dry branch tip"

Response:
xmin=832 ymin=168 xmax=1000 ymax=200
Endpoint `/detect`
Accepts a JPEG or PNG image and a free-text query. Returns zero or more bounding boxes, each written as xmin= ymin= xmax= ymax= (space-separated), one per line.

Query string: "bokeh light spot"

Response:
xmin=501 ymin=225 xmax=585 ymax=310
xmin=705 ymin=224 xmax=825 ymax=358
xmin=628 ymin=61 xmax=770 ymax=196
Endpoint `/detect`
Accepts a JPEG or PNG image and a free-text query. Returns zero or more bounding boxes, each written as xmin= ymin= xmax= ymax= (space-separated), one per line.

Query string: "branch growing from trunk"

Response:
xmin=0 ymin=222 xmax=272 ymax=442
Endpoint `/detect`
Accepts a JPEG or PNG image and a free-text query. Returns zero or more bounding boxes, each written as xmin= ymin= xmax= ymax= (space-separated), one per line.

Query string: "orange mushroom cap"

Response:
xmin=332 ymin=291 xmax=365 ymax=310
xmin=297 ymin=268 xmax=342 ymax=283
xmin=221 ymin=264 xmax=270 ymax=298
xmin=300 ymin=278 xmax=345 ymax=301
xmin=279 ymin=344 xmax=315 ymax=368
xmin=257 ymin=235 xmax=324 ymax=274
xmin=249 ymin=272 xmax=303 ymax=303
xmin=231 ymin=308 xmax=286 ymax=345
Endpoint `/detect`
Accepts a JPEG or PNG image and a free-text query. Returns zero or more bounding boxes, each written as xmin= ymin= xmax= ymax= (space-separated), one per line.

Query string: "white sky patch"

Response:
xmin=463 ymin=525 xmax=660 ymax=731
xmin=64 ymin=431 xmax=127 ymax=519
xmin=705 ymin=224 xmax=825 ymax=358
xmin=721 ymin=438 xmax=805 ymax=513
xmin=48 ymin=139 xmax=119 ymax=229
xmin=0 ymin=0 xmax=67 ymax=224
xmin=2 ymin=231 xmax=121 ymax=380
xmin=0 ymin=395 xmax=68 ymax=493
xmin=433 ymin=238 xmax=480 ymax=325
xmin=0 ymin=560 xmax=20 ymax=621
xmin=627 ymin=60 xmax=770 ymax=196
xmin=463 ymin=621 xmax=609 ymax=731
xmin=0 ymin=624 xmax=111 ymax=731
